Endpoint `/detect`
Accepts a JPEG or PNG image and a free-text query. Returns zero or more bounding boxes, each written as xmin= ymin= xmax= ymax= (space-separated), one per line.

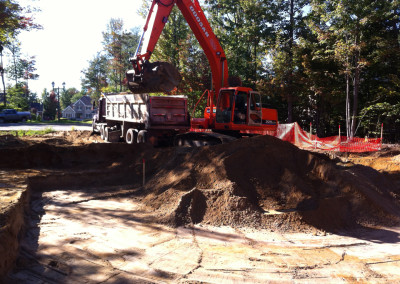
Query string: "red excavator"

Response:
xmin=126 ymin=0 xmax=278 ymax=144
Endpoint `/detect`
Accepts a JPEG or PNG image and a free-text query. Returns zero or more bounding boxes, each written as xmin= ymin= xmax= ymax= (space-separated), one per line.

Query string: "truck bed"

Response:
xmin=104 ymin=93 xmax=189 ymax=129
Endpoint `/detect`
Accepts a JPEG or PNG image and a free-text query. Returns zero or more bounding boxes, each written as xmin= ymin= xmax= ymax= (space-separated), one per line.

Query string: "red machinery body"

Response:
xmin=129 ymin=0 xmax=278 ymax=137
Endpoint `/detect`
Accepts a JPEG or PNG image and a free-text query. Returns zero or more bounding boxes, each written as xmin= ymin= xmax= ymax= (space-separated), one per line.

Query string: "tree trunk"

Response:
xmin=287 ymin=0 xmax=295 ymax=123
xmin=351 ymin=66 xmax=360 ymax=138
xmin=346 ymin=73 xmax=350 ymax=138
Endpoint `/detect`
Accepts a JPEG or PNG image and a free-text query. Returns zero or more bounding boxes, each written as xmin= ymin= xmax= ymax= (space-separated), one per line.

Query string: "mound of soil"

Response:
xmin=1 ymin=132 xmax=399 ymax=234
xmin=142 ymin=135 xmax=400 ymax=232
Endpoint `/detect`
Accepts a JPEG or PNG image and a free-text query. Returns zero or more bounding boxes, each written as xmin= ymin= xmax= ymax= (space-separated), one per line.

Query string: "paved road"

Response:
xmin=0 ymin=122 xmax=92 ymax=131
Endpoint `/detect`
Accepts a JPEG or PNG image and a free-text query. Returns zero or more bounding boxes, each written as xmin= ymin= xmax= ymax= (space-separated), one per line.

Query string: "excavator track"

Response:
xmin=174 ymin=131 xmax=237 ymax=147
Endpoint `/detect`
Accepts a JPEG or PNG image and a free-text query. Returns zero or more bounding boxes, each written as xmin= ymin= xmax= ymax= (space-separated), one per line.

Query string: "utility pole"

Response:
xmin=52 ymin=81 xmax=66 ymax=121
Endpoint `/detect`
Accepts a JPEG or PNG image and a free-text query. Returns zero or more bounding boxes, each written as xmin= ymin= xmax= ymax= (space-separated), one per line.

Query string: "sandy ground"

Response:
xmin=0 ymin=131 xmax=399 ymax=283
xmin=8 ymin=187 xmax=400 ymax=283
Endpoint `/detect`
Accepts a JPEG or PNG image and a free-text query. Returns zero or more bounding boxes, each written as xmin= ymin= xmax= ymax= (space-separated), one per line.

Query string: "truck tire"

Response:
xmin=92 ymin=121 xmax=97 ymax=133
xmin=125 ymin=128 xmax=137 ymax=144
xmin=104 ymin=127 xmax=110 ymax=142
xmin=0 ymin=118 xmax=4 ymax=123
xmin=137 ymin=130 xmax=147 ymax=143
xmin=21 ymin=117 xmax=27 ymax=122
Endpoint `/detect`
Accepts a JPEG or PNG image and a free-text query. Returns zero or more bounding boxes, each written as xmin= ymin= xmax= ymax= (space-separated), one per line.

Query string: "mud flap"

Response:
xmin=127 ymin=61 xmax=182 ymax=94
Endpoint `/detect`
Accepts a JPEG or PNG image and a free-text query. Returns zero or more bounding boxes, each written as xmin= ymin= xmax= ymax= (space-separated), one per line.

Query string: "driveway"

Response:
xmin=0 ymin=122 xmax=92 ymax=131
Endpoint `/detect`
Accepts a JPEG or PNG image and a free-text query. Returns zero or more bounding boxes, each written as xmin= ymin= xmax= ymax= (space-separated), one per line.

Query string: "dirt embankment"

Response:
xmin=141 ymin=136 xmax=400 ymax=232
xmin=1 ymin=132 xmax=399 ymax=230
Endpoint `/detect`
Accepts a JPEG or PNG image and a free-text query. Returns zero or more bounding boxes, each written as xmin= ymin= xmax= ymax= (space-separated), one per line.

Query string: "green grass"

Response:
xmin=0 ymin=127 xmax=55 ymax=137
xmin=26 ymin=118 xmax=92 ymax=124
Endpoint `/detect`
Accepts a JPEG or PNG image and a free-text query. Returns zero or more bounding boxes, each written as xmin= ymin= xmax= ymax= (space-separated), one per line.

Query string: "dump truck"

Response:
xmin=92 ymin=93 xmax=190 ymax=145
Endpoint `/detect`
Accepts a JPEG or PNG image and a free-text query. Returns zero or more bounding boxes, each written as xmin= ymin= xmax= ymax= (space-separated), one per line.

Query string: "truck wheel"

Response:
xmin=125 ymin=128 xmax=137 ymax=144
xmin=104 ymin=127 xmax=110 ymax=142
xmin=92 ymin=121 xmax=97 ymax=133
xmin=137 ymin=130 xmax=147 ymax=143
xmin=21 ymin=117 xmax=27 ymax=122
xmin=0 ymin=118 xmax=4 ymax=123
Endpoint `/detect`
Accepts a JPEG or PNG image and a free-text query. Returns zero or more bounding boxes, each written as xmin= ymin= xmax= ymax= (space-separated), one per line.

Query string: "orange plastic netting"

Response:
xmin=277 ymin=123 xmax=382 ymax=152
xmin=190 ymin=122 xmax=382 ymax=152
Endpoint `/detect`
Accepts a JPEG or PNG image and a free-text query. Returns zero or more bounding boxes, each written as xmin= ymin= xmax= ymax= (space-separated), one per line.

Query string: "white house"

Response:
xmin=62 ymin=96 xmax=94 ymax=120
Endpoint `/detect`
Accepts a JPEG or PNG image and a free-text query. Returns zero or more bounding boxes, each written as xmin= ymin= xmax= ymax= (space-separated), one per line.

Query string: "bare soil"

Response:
xmin=1 ymin=131 xmax=400 ymax=282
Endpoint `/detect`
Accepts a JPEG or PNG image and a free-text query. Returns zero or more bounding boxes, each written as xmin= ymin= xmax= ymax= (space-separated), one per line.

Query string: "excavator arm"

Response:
xmin=127 ymin=0 xmax=229 ymax=96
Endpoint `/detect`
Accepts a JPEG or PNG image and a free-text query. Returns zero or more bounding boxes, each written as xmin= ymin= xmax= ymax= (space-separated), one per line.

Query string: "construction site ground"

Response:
xmin=1 ymin=131 xmax=400 ymax=283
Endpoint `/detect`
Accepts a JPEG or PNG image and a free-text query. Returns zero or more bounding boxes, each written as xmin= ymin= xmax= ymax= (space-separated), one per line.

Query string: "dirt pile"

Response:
xmin=142 ymin=135 xmax=400 ymax=232
xmin=1 ymin=132 xmax=399 ymax=234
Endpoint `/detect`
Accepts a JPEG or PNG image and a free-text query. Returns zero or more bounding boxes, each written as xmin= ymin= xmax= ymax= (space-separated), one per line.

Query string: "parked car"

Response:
xmin=0 ymin=109 xmax=31 ymax=123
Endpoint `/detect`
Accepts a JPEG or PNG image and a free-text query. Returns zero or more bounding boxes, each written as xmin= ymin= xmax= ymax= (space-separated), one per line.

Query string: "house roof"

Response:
xmin=74 ymin=96 xmax=92 ymax=106
xmin=62 ymin=105 xmax=75 ymax=113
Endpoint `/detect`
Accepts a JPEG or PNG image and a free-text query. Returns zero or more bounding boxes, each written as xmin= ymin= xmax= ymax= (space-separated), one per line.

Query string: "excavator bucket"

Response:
xmin=126 ymin=61 xmax=182 ymax=94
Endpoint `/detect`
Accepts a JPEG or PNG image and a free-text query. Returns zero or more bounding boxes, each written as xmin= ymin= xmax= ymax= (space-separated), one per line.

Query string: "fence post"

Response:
xmin=380 ymin=123 xmax=383 ymax=142
xmin=309 ymin=122 xmax=312 ymax=140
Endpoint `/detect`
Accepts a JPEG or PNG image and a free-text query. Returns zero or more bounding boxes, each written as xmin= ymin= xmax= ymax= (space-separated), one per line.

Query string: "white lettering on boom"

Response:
xmin=189 ymin=5 xmax=209 ymax=38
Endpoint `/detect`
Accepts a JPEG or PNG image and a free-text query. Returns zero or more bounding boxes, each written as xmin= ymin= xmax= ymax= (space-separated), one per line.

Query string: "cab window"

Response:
xmin=233 ymin=92 xmax=247 ymax=124
xmin=216 ymin=90 xmax=234 ymax=123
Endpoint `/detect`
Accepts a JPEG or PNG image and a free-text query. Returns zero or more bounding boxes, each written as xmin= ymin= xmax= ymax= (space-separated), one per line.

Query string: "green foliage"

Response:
xmin=61 ymin=88 xmax=79 ymax=109
xmin=102 ymin=19 xmax=140 ymax=92
xmin=0 ymin=127 xmax=55 ymax=137
xmin=0 ymin=0 xmax=41 ymax=42
xmin=41 ymin=88 xmax=57 ymax=120
xmin=7 ymin=82 xmax=29 ymax=110
xmin=81 ymin=53 xmax=108 ymax=100
xmin=205 ymin=0 xmax=278 ymax=86
xmin=71 ymin=92 xmax=84 ymax=104
xmin=81 ymin=20 xmax=140 ymax=98
xmin=6 ymin=53 xmax=39 ymax=84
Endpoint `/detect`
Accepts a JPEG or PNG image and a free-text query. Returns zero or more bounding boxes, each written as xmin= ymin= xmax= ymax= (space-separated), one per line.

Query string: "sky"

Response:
xmin=7 ymin=0 xmax=145 ymax=96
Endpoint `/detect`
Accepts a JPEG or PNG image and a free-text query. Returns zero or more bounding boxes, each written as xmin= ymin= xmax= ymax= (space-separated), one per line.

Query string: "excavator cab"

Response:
xmin=214 ymin=87 xmax=277 ymax=132
xmin=215 ymin=87 xmax=259 ymax=126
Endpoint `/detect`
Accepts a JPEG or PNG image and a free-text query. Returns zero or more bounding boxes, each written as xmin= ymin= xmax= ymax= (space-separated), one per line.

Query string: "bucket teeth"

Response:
xmin=126 ymin=61 xmax=181 ymax=94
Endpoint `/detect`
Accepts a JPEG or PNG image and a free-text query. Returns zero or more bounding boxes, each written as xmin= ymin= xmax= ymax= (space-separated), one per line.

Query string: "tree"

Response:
xmin=42 ymin=88 xmax=57 ymax=120
xmin=7 ymin=82 xmax=28 ymax=110
xmin=0 ymin=0 xmax=41 ymax=42
xmin=205 ymin=0 xmax=278 ymax=86
xmin=71 ymin=91 xmax=84 ymax=104
xmin=61 ymin=87 xmax=79 ymax=109
xmin=81 ymin=53 xmax=108 ymax=101
xmin=102 ymin=19 xmax=140 ymax=92
xmin=308 ymin=0 xmax=385 ymax=138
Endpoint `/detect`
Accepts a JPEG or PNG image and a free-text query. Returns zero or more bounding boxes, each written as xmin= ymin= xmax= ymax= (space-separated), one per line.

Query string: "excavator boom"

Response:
xmin=127 ymin=0 xmax=228 ymax=95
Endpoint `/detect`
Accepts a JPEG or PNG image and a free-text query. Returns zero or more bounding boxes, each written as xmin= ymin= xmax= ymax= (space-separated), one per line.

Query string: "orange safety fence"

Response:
xmin=276 ymin=122 xmax=382 ymax=152
xmin=190 ymin=122 xmax=382 ymax=152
